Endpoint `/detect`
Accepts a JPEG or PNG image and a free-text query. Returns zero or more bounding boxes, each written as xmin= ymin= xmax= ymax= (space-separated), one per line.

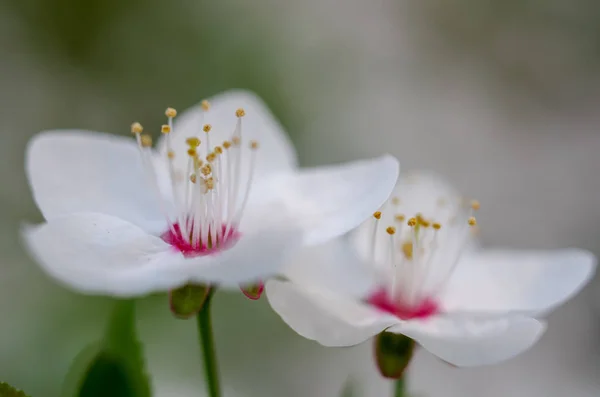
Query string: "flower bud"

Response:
xmin=169 ymin=283 xmax=211 ymax=319
xmin=374 ymin=331 xmax=415 ymax=379
xmin=240 ymin=282 xmax=264 ymax=300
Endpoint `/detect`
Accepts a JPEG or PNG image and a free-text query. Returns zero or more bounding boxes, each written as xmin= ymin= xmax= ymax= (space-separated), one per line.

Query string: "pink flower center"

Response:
xmin=367 ymin=287 xmax=439 ymax=320
xmin=162 ymin=222 xmax=241 ymax=257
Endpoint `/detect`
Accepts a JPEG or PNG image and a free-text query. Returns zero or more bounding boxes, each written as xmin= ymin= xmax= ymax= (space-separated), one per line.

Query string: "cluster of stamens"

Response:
xmin=369 ymin=197 xmax=480 ymax=312
xmin=130 ymin=102 xmax=259 ymax=256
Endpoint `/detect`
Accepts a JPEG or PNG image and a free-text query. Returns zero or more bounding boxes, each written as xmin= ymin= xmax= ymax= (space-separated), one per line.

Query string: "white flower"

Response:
xmin=266 ymin=172 xmax=596 ymax=367
xmin=22 ymin=90 xmax=399 ymax=297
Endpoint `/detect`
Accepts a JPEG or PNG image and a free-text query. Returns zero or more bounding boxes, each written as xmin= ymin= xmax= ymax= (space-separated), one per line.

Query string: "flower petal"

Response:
xmin=158 ymin=89 xmax=298 ymax=178
xmin=26 ymin=131 xmax=166 ymax=233
xmin=389 ymin=314 xmax=546 ymax=367
xmin=265 ymin=154 xmax=399 ymax=246
xmin=266 ymin=280 xmax=398 ymax=347
xmin=441 ymin=249 xmax=596 ymax=315
xmin=282 ymin=237 xmax=377 ymax=298
xmin=21 ymin=212 xmax=183 ymax=297
xmin=171 ymin=225 xmax=303 ymax=287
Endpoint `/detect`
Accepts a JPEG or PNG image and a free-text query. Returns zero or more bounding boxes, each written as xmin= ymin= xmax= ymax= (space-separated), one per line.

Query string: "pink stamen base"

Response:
xmin=162 ymin=223 xmax=241 ymax=257
xmin=367 ymin=288 xmax=439 ymax=320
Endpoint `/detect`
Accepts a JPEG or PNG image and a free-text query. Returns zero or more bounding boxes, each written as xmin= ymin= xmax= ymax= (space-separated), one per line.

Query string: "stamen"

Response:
xmin=165 ymin=107 xmax=177 ymax=118
xmin=370 ymin=212 xmax=382 ymax=260
xmin=232 ymin=140 xmax=259 ymax=226
xmin=132 ymin=126 xmax=177 ymax=237
xmin=130 ymin=103 xmax=257 ymax=257
xmin=387 ymin=226 xmax=398 ymax=299
xmin=131 ymin=122 xmax=143 ymax=134
xmin=140 ymin=134 xmax=152 ymax=147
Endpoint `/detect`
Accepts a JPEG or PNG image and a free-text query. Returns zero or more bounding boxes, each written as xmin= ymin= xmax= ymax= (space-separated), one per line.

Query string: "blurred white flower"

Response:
xmin=266 ymin=172 xmax=596 ymax=367
xmin=21 ymin=90 xmax=399 ymax=297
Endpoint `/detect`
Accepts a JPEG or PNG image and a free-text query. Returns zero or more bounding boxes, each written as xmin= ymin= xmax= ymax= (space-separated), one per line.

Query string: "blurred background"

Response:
xmin=1 ymin=0 xmax=600 ymax=396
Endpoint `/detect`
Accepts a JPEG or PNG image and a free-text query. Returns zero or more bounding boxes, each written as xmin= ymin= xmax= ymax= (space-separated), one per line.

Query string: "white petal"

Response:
xmin=389 ymin=170 xmax=462 ymax=218
xmin=441 ymin=249 xmax=596 ymax=315
xmin=266 ymin=279 xmax=398 ymax=347
xmin=171 ymin=224 xmax=303 ymax=287
xmin=158 ymin=89 xmax=298 ymax=178
xmin=22 ymin=211 xmax=303 ymax=297
xmin=26 ymin=130 xmax=166 ymax=233
xmin=389 ymin=314 xmax=546 ymax=367
xmin=282 ymin=237 xmax=377 ymax=297
xmin=21 ymin=212 xmax=183 ymax=297
xmin=266 ymin=155 xmax=400 ymax=246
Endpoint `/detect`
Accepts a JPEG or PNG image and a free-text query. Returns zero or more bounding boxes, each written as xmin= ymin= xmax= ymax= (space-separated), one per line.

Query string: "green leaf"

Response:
xmin=0 ymin=382 xmax=30 ymax=397
xmin=61 ymin=300 xmax=151 ymax=397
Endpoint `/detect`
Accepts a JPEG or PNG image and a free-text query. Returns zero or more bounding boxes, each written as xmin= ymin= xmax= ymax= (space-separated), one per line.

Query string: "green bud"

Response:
xmin=0 ymin=382 xmax=30 ymax=397
xmin=240 ymin=282 xmax=264 ymax=300
xmin=374 ymin=331 xmax=415 ymax=379
xmin=169 ymin=283 xmax=210 ymax=318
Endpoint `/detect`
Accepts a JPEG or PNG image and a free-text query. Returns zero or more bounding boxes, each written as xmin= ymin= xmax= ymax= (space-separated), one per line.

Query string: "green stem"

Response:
xmin=394 ymin=377 xmax=406 ymax=397
xmin=103 ymin=299 xmax=136 ymax=350
xmin=196 ymin=290 xmax=221 ymax=397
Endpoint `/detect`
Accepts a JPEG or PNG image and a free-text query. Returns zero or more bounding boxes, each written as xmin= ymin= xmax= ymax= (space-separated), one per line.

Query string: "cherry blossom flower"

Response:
xmin=266 ymin=172 xmax=596 ymax=367
xmin=22 ymin=90 xmax=399 ymax=297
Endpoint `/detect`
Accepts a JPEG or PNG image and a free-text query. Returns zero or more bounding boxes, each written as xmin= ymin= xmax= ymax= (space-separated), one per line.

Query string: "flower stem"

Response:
xmin=196 ymin=289 xmax=221 ymax=397
xmin=394 ymin=377 xmax=406 ymax=397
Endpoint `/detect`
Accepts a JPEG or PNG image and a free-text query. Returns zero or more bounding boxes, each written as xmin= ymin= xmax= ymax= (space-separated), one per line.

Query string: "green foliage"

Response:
xmin=61 ymin=300 xmax=150 ymax=397
xmin=0 ymin=382 xmax=30 ymax=397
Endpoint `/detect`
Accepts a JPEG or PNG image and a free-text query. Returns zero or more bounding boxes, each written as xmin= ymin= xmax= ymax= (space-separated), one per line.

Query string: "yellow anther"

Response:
xmin=214 ymin=146 xmax=223 ymax=154
xmin=165 ymin=107 xmax=177 ymax=118
xmin=206 ymin=177 xmax=215 ymax=190
xmin=186 ymin=137 xmax=200 ymax=147
xmin=200 ymin=165 xmax=212 ymax=176
xmin=232 ymin=136 xmax=241 ymax=146
xmin=167 ymin=150 xmax=175 ymax=159
xmin=391 ymin=197 xmax=400 ymax=206
xmin=468 ymin=216 xmax=477 ymax=226
xmin=407 ymin=218 xmax=417 ymax=227
xmin=161 ymin=124 xmax=171 ymax=134
xmin=432 ymin=222 xmax=442 ymax=230
xmin=235 ymin=108 xmax=246 ymax=118
xmin=223 ymin=141 xmax=232 ymax=149
xmin=394 ymin=214 xmax=406 ymax=222
xmin=373 ymin=211 xmax=382 ymax=220
xmin=386 ymin=226 xmax=396 ymax=235
xmin=190 ymin=174 xmax=197 ymax=184
xmin=201 ymin=100 xmax=210 ymax=111
xmin=250 ymin=140 xmax=259 ymax=150
xmin=471 ymin=200 xmax=481 ymax=211
xmin=194 ymin=158 xmax=204 ymax=169
xmin=401 ymin=241 xmax=413 ymax=260
xmin=421 ymin=219 xmax=431 ymax=228
xmin=203 ymin=124 xmax=212 ymax=133
xmin=187 ymin=148 xmax=196 ymax=157
xmin=206 ymin=153 xmax=216 ymax=163
xmin=140 ymin=134 xmax=152 ymax=147
xmin=131 ymin=122 xmax=143 ymax=134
